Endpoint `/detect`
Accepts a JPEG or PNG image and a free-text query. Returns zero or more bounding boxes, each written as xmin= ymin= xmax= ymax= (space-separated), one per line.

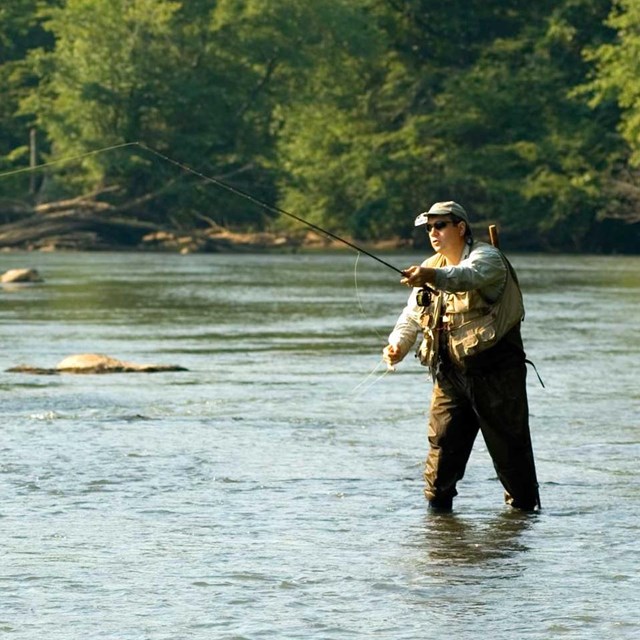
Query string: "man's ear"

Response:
xmin=459 ymin=222 xmax=466 ymax=237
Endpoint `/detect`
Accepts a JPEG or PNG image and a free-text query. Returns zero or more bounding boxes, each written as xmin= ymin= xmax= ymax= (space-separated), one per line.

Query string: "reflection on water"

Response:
xmin=417 ymin=511 xmax=533 ymax=567
xmin=1 ymin=250 xmax=639 ymax=639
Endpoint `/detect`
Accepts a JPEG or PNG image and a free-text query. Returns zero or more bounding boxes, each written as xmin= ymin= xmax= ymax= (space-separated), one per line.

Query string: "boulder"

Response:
xmin=6 ymin=353 xmax=188 ymax=375
xmin=1 ymin=268 xmax=43 ymax=283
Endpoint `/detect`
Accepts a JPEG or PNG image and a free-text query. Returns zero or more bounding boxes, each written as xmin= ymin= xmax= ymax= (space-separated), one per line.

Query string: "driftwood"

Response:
xmin=0 ymin=189 xmax=300 ymax=252
xmin=33 ymin=186 xmax=118 ymax=215
xmin=7 ymin=353 xmax=188 ymax=375
xmin=0 ymin=210 xmax=159 ymax=250
xmin=0 ymin=186 xmax=161 ymax=250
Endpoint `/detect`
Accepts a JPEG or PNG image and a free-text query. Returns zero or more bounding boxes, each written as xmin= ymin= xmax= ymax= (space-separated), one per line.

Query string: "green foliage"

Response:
xmin=20 ymin=0 xmax=376 ymax=228
xmin=0 ymin=0 xmax=56 ymax=197
xmin=418 ymin=3 xmax=614 ymax=249
xmin=277 ymin=0 xmax=620 ymax=249
xmin=573 ymin=0 xmax=640 ymax=236
xmin=583 ymin=0 xmax=640 ymax=164
xmin=1 ymin=0 xmax=638 ymax=250
xmin=24 ymin=0 xmax=186 ymax=195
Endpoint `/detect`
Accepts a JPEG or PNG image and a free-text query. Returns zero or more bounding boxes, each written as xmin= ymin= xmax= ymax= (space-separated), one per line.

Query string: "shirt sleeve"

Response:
xmin=432 ymin=243 xmax=507 ymax=300
xmin=387 ymin=287 xmax=422 ymax=358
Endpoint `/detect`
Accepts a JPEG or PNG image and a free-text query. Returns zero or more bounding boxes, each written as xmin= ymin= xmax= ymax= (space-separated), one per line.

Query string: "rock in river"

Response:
xmin=1 ymin=268 xmax=43 ymax=284
xmin=6 ymin=353 xmax=188 ymax=375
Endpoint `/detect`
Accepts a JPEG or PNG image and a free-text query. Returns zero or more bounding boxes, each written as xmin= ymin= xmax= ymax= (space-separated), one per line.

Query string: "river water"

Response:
xmin=1 ymin=250 xmax=639 ymax=639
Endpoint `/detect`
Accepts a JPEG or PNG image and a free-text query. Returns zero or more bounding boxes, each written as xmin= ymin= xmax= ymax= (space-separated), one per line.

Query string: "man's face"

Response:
xmin=426 ymin=216 xmax=465 ymax=255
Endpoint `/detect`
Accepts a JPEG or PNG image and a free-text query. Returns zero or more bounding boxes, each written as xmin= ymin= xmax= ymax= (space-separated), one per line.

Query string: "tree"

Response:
xmin=581 ymin=0 xmax=640 ymax=232
xmin=23 ymin=0 xmax=277 ymax=226
xmin=419 ymin=0 xmax=617 ymax=249
xmin=0 ymin=0 xmax=57 ymax=202
xmin=24 ymin=0 xmax=186 ymax=198
xmin=22 ymin=0 xmax=376 ymax=230
xmin=3 ymin=0 xmax=635 ymax=251
xmin=277 ymin=0 xmax=620 ymax=249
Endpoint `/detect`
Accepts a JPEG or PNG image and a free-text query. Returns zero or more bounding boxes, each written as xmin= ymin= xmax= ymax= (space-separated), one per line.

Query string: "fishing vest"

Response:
xmin=417 ymin=243 xmax=524 ymax=369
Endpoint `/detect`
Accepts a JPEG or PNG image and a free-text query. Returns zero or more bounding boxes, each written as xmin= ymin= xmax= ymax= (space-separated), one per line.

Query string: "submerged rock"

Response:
xmin=1 ymin=268 xmax=43 ymax=283
xmin=7 ymin=353 xmax=188 ymax=375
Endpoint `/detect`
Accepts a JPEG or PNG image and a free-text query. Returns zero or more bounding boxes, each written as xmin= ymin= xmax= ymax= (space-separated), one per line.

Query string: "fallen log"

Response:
xmin=0 ymin=211 xmax=159 ymax=250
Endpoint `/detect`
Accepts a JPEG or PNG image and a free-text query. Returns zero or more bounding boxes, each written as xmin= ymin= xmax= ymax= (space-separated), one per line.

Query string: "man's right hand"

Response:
xmin=400 ymin=265 xmax=435 ymax=288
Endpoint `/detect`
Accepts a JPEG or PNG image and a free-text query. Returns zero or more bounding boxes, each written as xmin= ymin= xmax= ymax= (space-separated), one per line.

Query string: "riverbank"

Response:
xmin=1 ymin=208 xmax=637 ymax=254
xmin=0 ymin=215 xmax=414 ymax=254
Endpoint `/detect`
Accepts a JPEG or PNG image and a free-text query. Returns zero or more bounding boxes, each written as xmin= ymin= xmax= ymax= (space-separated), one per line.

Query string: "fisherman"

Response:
xmin=383 ymin=201 xmax=540 ymax=512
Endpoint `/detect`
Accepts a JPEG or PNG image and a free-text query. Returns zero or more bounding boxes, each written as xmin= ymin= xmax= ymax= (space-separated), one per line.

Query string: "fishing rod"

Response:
xmin=134 ymin=143 xmax=405 ymax=275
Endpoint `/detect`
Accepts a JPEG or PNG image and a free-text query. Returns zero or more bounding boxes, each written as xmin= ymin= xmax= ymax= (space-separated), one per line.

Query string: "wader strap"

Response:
xmin=525 ymin=359 xmax=545 ymax=388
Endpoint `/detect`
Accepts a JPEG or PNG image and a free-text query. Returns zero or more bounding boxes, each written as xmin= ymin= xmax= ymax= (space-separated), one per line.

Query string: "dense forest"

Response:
xmin=1 ymin=0 xmax=639 ymax=252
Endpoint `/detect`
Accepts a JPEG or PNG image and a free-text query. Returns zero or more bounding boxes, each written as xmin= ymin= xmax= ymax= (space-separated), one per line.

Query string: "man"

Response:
xmin=383 ymin=201 xmax=540 ymax=512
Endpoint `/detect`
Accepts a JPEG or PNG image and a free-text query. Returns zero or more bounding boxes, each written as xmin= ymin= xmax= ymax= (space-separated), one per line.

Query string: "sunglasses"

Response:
xmin=425 ymin=220 xmax=457 ymax=233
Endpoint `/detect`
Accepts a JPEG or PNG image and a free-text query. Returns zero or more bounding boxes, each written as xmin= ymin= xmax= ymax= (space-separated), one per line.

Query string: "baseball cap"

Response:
xmin=414 ymin=201 xmax=469 ymax=226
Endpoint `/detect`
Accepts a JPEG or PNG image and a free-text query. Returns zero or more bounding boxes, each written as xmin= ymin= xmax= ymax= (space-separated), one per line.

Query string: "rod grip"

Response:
xmin=488 ymin=224 xmax=500 ymax=249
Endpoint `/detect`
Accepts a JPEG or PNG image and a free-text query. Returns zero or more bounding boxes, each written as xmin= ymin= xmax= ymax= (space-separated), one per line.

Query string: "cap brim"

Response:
xmin=414 ymin=211 xmax=447 ymax=226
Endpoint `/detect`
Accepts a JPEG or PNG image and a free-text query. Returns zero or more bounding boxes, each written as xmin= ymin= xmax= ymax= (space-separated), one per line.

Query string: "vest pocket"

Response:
xmin=448 ymin=313 xmax=497 ymax=360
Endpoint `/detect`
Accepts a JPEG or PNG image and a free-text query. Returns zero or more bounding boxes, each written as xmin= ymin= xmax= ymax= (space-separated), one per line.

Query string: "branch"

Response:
xmin=34 ymin=185 xmax=120 ymax=215
xmin=235 ymin=55 xmax=279 ymax=120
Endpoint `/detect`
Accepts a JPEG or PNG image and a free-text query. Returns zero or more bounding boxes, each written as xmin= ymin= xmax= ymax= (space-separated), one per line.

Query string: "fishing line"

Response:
xmin=349 ymin=249 xmax=398 ymax=395
xmin=353 ymin=251 xmax=387 ymax=343
xmin=0 ymin=141 xmax=140 ymax=179
xmin=137 ymin=142 xmax=405 ymax=387
xmin=350 ymin=361 xmax=394 ymax=396
xmin=349 ymin=359 xmax=394 ymax=396
xmin=350 ymin=359 xmax=384 ymax=394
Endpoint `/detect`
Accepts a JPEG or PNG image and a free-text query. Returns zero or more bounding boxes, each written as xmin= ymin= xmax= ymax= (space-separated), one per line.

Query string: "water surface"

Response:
xmin=1 ymin=251 xmax=639 ymax=639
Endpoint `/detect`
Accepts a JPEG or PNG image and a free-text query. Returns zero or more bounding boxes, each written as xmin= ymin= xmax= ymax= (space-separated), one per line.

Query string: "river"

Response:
xmin=1 ymin=250 xmax=639 ymax=639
